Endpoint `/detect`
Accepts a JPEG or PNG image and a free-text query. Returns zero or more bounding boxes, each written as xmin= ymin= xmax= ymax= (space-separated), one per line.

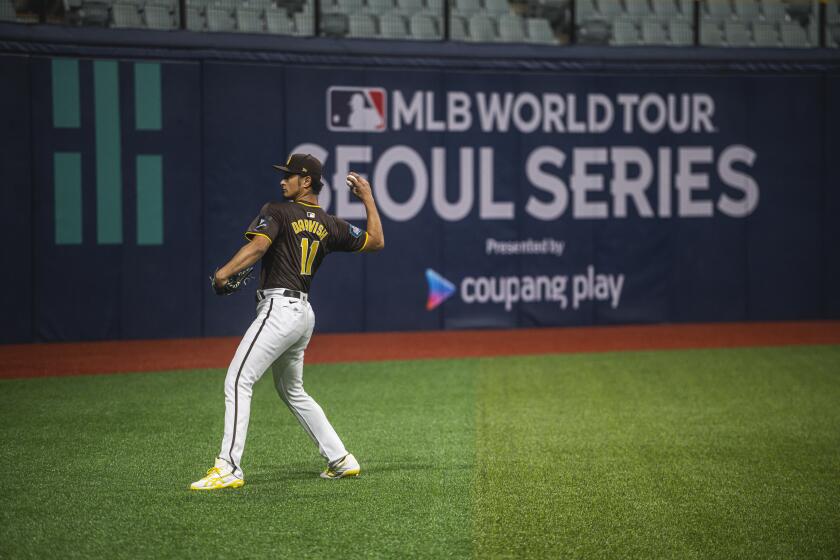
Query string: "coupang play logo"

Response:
xmin=425 ymin=269 xmax=456 ymax=311
xmin=424 ymin=267 xmax=626 ymax=312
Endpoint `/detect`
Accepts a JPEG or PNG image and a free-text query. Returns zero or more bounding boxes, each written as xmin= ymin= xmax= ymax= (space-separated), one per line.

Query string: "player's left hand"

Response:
xmin=210 ymin=266 xmax=254 ymax=296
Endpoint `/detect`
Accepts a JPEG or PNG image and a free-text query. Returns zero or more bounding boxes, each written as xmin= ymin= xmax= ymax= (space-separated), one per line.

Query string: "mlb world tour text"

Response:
xmin=306 ymin=90 xmax=759 ymax=224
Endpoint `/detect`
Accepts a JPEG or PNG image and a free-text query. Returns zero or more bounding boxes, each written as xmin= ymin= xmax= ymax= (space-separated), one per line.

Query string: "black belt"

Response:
xmin=256 ymin=288 xmax=308 ymax=303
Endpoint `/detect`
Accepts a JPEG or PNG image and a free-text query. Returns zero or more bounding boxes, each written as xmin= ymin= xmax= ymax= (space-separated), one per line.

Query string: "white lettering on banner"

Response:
xmin=477 ymin=92 xmax=514 ymax=133
xmin=381 ymin=90 xmax=718 ymax=135
xmin=458 ymin=266 xmax=624 ymax=312
xmin=717 ymin=145 xmax=759 ymax=217
xmin=373 ymin=146 xmax=428 ymax=221
xmin=571 ymin=148 xmax=609 ymax=219
xmin=448 ymin=92 xmax=472 ymax=132
xmin=611 ymin=147 xmax=654 ymax=218
xmin=425 ymin=91 xmax=445 ymax=132
xmin=676 ymin=147 xmax=715 ymax=218
xmin=658 ymin=147 xmax=672 ymax=217
xmin=431 ymin=147 xmax=474 ymax=221
xmin=479 ymin=148 xmax=514 ymax=219
xmin=525 ymin=146 xmax=568 ymax=220
xmin=485 ymin=238 xmax=566 ymax=257
xmin=392 ymin=91 xmax=422 ymax=131
xmin=315 ymin=143 xmax=759 ymax=222
xmin=588 ymin=94 xmax=614 ymax=133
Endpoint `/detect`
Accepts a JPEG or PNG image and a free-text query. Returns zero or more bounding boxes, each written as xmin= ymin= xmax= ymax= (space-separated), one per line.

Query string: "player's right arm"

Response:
xmin=347 ymin=172 xmax=384 ymax=252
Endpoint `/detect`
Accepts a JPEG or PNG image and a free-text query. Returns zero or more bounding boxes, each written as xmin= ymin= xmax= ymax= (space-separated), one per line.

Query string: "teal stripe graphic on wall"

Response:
xmin=50 ymin=59 xmax=164 ymax=246
xmin=134 ymin=63 xmax=162 ymax=131
xmin=54 ymin=152 xmax=83 ymax=245
xmin=51 ymin=59 xmax=80 ymax=129
xmin=93 ymin=60 xmax=123 ymax=245
xmin=137 ymin=155 xmax=163 ymax=245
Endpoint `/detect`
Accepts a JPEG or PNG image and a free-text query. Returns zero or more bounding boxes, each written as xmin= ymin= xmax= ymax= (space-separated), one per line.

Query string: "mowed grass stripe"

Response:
xmin=471 ymin=346 xmax=840 ymax=559
xmin=0 ymin=360 xmax=475 ymax=559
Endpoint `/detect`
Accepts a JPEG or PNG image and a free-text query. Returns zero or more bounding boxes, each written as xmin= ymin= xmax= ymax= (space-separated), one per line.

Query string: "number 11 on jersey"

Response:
xmin=299 ymin=238 xmax=320 ymax=275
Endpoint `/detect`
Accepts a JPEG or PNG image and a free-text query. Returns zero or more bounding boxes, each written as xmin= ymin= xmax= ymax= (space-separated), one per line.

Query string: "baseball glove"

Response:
xmin=210 ymin=266 xmax=254 ymax=296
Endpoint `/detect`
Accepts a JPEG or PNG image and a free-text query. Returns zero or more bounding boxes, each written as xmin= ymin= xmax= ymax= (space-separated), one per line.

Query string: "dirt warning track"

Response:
xmin=1 ymin=321 xmax=839 ymax=380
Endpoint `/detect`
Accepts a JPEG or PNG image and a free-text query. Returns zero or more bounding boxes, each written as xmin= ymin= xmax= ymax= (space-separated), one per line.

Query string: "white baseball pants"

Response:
xmin=218 ymin=294 xmax=348 ymax=477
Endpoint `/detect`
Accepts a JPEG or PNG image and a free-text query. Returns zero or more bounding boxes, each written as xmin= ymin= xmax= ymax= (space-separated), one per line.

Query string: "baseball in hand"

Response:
xmin=346 ymin=175 xmax=356 ymax=189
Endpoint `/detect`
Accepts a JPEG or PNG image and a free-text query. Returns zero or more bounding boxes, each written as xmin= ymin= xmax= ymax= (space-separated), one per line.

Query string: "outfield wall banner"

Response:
xmin=2 ymin=55 xmax=838 ymax=342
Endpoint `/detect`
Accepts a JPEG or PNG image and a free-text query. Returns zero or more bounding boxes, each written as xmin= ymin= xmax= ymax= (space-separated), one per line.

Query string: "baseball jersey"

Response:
xmin=245 ymin=201 xmax=368 ymax=292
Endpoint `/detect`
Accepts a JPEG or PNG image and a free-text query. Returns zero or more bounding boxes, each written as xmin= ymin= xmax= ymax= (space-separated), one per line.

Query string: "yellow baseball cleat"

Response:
xmin=320 ymin=453 xmax=361 ymax=479
xmin=190 ymin=465 xmax=244 ymax=491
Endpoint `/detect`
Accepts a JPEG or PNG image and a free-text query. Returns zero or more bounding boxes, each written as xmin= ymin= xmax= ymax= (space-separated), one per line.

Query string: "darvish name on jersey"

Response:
xmin=291 ymin=218 xmax=329 ymax=240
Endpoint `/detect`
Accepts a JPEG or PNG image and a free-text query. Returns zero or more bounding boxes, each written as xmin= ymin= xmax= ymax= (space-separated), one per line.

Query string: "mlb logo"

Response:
xmin=327 ymin=86 xmax=387 ymax=132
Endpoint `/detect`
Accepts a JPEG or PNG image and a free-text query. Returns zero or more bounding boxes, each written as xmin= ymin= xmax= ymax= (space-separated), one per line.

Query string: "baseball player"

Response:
xmin=191 ymin=153 xmax=384 ymax=491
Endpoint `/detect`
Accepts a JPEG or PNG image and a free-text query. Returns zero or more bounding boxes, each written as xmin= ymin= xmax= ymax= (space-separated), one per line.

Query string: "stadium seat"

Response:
xmin=337 ymin=0 xmax=365 ymax=13
xmin=760 ymin=0 xmax=786 ymax=21
xmin=724 ymin=20 xmax=751 ymax=44
xmin=626 ymin=0 xmax=651 ymax=18
xmin=319 ymin=12 xmax=348 ymax=34
xmin=668 ymin=18 xmax=693 ymax=43
xmin=598 ymin=0 xmax=625 ymax=19
xmin=409 ymin=12 xmax=439 ymax=37
xmin=704 ymin=0 xmax=733 ymax=21
xmin=751 ymin=20 xmax=779 ymax=44
xmin=700 ymin=21 xmax=725 ymax=43
xmin=641 ymin=19 xmax=668 ymax=42
xmin=484 ymin=0 xmax=510 ymax=15
xmin=395 ymin=0 xmax=423 ymax=13
xmin=348 ymin=12 xmax=377 ymax=35
xmin=526 ymin=17 xmax=556 ymax=42
xmin=449 ymin=13 xmax=468 ymax=38
xmin=733 ymin=0 xmax=759 ymax=20
xmin=266 ymin=7 xmax=294 ymax=32
xmin=677 ymin=0 xmax=693 ymax=16
xmin=293 ymin=10 xmax=314 ymax=33
xmin=651 ymin=0 xmax=679 ymax=17
xmin=424 ymin=0 xmax=443 ymax=14
xmin=612 ymin=18 xmax=639 ymax=43
xmin=246 ymin=0 xmax=275 ymax=8
xmin=365 ymin=0 xmax=395 ymax=12
xmin=468 ymin=13 xmax=497 ymax=40
xmin=577 ymin=17 xmax=611 ymax=42
xmin=206 ymin=5 xmax=235 ymax=30
xmin=576 ymin=0 xmax=598 ymax=20
xmin=454 ymin=0 xmax=481 ymax=15
xmin=780 ymin=20 xmax=809 ymax=45
xmin=81 ymin=1 xmax=111 ymax=25
xmin=379 ymin=12 xmax=409 ymax=37
xmin=498 ymin=13 xmax=525 ymax=40
xmin=146 ymin=0 xmax=177 ymax=10
xmin=236 ymin=7 xmax=264 ymax=31
xmin=145 ymin=4 xmax=177 ymax=27
xmin=186 ymin=5 xmax=205 ymax=28
xmin=112 ymin=3 xmax=143 ymax=26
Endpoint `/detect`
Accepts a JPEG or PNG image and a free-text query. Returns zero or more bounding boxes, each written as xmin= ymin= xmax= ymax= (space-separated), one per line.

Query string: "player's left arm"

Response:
xmin=213 ymin=235 xmax=271 ymax=288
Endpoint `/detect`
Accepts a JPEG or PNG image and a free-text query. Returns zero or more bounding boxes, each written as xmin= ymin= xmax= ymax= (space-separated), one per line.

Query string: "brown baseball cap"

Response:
xmin=273 ymin=153 xmax=323 ymax=186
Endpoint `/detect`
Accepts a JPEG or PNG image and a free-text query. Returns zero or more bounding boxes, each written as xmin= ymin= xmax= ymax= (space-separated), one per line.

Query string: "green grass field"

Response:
xmin=1 ymin=346 xmax=839 ymax=559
